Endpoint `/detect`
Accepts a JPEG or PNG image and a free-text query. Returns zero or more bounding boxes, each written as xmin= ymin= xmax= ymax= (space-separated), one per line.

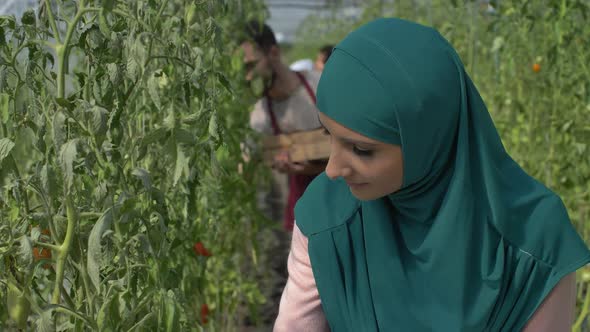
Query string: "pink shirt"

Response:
xmin=274 ymin=224 xmax=577 ymax=332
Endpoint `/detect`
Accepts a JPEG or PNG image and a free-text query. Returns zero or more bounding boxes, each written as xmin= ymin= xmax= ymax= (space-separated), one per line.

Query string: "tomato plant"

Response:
xmin=0 ymin=0 xmax=271 ymax=330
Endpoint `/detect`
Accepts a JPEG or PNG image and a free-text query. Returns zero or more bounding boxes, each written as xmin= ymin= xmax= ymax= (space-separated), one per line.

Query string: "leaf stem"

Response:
xmin=157 ymin=0 xmax=170 ymax=19
xmin=48 ymin=304 xmax=96 ymax=328
xmin=573 ymin=281 xmax=590 ymax=331
xmin=44 ymin=0 xmax=62 ymax=44
xmin=10 ymin=41 xmax=33 ymax=65
xmin=112 ymin=9 xmax=150 ymax=30
xmin=147 ymin=55 xmax=195 ymax=70
xmin=51 ymin=195 xmax=77 ymax=304
xmin=33 ymin=241 xmax=61 ymax=251
xmin=57 ymin=1 xmax=100 ymax=99
xmin=72 ymin=240 xmax=95 ymax=317
xmin=9 ymin=155 xmax=31 ymax=216
xmin=59 ymin=282 xmax=76 ymax=310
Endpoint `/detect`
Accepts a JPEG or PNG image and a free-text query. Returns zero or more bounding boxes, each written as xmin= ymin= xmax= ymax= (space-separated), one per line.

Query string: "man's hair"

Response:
xmin=319 ymin=45 xmax=334 ymax=63
xmin=241 ymin=20 xmax=277 ymax=53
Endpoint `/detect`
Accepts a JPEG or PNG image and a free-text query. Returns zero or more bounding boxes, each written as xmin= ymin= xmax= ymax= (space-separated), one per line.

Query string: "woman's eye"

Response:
xmin=352 ymin=146 xmax=373 ymax=157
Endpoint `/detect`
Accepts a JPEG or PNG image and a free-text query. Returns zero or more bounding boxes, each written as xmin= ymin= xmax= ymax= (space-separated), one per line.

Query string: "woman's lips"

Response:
xmin=346 ymin=182 xmax=368 ymax=189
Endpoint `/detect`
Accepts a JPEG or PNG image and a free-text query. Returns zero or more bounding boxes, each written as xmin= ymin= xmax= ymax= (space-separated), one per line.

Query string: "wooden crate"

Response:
xmin=262 ymin=128 xmax=331 ymax=165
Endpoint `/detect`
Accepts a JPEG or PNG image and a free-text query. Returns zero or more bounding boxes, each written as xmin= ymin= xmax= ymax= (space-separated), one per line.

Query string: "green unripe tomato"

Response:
xmin=8 ymin=282 xmax=30 ymax=329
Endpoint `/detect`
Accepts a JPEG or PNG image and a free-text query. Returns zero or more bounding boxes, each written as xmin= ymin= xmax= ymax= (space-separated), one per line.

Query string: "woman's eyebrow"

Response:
xmin=318 ymin=118 xmax=378 ymax=147
xmin=340 ymin=137 xmax=378 ymax=147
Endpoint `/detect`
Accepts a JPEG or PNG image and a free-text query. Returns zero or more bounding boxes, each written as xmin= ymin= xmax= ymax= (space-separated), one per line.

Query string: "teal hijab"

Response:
xmin=295 ymin=18 xmax=590 ymax=331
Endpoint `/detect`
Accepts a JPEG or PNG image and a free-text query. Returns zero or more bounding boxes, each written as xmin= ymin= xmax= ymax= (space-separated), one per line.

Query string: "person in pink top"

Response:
xmin=275 ymin=226 xmax=577 ymax=331
xmin=273 ymin=18 xmax=587 ymax=332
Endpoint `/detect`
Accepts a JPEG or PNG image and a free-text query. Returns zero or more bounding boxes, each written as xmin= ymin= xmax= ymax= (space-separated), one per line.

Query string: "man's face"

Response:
xmin=315 ymin=53 xmax=326 ymax=72
xmin=240 ymin=41 xmax=274 ymax=96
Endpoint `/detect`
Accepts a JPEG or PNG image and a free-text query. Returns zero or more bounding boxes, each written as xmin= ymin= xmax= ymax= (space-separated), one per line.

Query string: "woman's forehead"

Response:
xmin=319 ymin=112 xmax=383 ymax=146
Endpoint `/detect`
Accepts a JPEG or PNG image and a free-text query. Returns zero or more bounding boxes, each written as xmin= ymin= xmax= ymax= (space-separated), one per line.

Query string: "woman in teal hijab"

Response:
xmin=273 ymin=18 xmax=590 ymax=331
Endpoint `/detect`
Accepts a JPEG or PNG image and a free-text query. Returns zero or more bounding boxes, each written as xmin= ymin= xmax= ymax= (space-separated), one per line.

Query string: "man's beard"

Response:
xmin=264 ymin=70 xmax=277 ymax=94
xmin=249 ymin=70 xmax=276 ymax=98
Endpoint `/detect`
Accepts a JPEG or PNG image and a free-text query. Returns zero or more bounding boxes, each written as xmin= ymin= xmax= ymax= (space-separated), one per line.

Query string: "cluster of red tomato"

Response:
xmin=32 ymin=228 xmax=52 ymax=269
xmin=193 ymin=242 xmax=212 ymax=324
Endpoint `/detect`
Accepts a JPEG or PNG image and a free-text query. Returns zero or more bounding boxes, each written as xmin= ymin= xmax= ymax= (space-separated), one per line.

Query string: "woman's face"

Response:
xmin=319 ymin=112 xmax=404 ymax=201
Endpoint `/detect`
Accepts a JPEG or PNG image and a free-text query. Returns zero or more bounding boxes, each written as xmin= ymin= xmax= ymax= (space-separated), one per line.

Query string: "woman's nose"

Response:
xmin=325 ymin=149 xmax=350 ymax=180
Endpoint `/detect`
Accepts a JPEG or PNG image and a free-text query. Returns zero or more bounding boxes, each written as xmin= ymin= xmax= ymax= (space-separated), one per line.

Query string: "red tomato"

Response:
xmin=33 ymin=247 xmax=52 ymax=269
xmin=193 ymin=242 xmax=212 ymax=257
xmin=32 ymin=227 xmax=52 ymax=269
xmin=200 ymin=303 xmax=209 ymax=324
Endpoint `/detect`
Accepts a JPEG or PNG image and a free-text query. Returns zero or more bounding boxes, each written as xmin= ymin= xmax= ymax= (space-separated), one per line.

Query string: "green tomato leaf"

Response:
xmin=97 ymin=293 xmax=117 ymax=330
xmin=87 ymin=207 xmax=115 ymax=291
xmin=141 ymin=127 xmax=169 ymax=147
xmin=163 ymin=107 xmax=176 ymax=130
xmin=127 ymin=312 xmax=154 ymax=331
xmin=30 ymin=227 xmax=41 ymax=242
xmin=0 ymin=67 xmax=7 ymax=91
xmin=148 ymin=74 xmax=161 ymax=109
xmin=0 ymin=137 xmax=15 ymax=165
xmin=107 ymin=63 xmax=120 ymax=85
xmin=574 ymin=143 xmax=586 ymax=155
xmin=0 ymin=15 xmax=17 ymax=29
xmin=491 ymin=36 xmax=504 ymax=53
xmin=216 ymin=72 xmax=232 ymax=93
xmin=173 ymin=144 xmax=188 ymax=186
xmin=126 ymin=57 xmax=139 ymax=80
xmin=52 ymin=111 xmax=66 ymax=152
xmin=175 ymin=128 xmax=195 ymax=145
xmin=182 ymin=106 xmax=206 ymax=124
xmin=91 ymin=106 xmax=108 ymax=137
xmin=0 ymin=26 xmax=5 ymax=47
xmin=25 ymin=61 xmax=40 ymax=93
xmin=17 ymin=235 xmax=33 ymax=270
xmin=99 ymin=9 xmax=112 ymax=37
xmin=102 ymin=0 xmax=116 ymax=13
xmin=35 ymin=121 xmax=46 ymax=154
xmin=96 ymin=280 xmax=121 ymax=331
xmin=40 ymin=164 xmax=58 ymax=199
xmin=208 ymin=112 xmax=219 ymax=141
xmin=33 ymin=308 xmax=54 ymax=332
xmin=132 ymin=168 xmax=152 ymax=191
xmin=0 ymin=92 xmax=8 ymax=124
xmin=44 ymin=50 xmax=55 ymax=68
xmin=59 ymin=139 xmax=78 ymax=190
